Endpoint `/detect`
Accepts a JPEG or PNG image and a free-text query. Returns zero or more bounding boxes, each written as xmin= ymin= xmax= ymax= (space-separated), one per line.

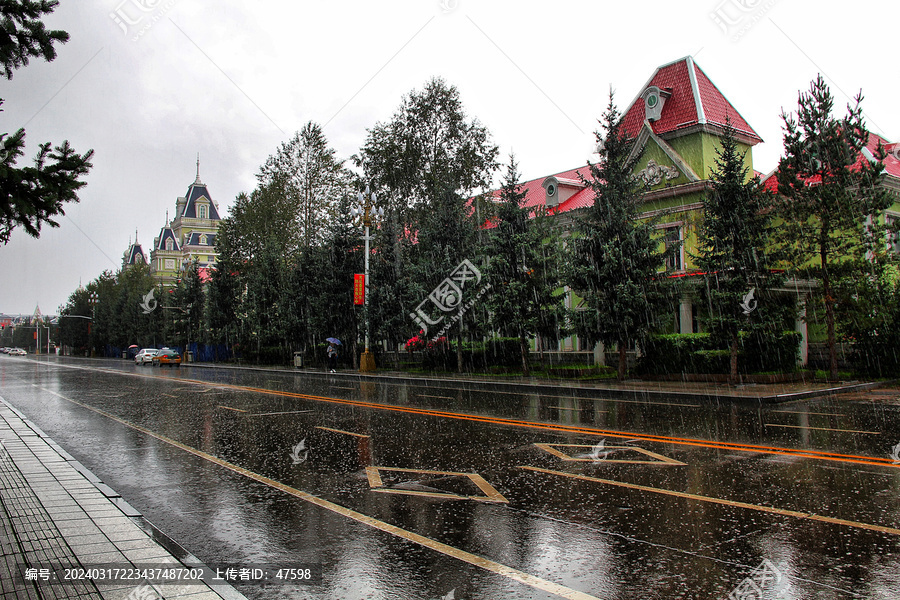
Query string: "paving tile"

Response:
xmin=0 ymin=399 xmax=241 ymax=600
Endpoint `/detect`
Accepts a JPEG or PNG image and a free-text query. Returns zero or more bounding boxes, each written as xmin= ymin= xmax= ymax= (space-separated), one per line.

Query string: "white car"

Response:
xmin=9 ymin=348 xmax=27 ymax=356
xmin=134 ymin=348 xmax=159 ymax=365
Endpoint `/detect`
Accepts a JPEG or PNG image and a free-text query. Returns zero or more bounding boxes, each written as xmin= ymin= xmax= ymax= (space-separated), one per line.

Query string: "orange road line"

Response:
xmin=30 ymin=363 xmax=900 ymax=471
xmin=36 ymin=386 xmax=599 ymax=600
xmin=520 ymin=466 xmax=900 ymax=537
xmin=214 ymin=381 xmax=899 ymax=470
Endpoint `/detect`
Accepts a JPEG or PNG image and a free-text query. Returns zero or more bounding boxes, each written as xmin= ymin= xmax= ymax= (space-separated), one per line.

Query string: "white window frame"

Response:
xmin=658 ymin=222 xmax=684 ymax=271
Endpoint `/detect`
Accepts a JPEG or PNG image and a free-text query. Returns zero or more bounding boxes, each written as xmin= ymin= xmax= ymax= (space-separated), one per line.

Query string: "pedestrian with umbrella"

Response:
xmin=326 ymin=338 xmax=341 ymax=373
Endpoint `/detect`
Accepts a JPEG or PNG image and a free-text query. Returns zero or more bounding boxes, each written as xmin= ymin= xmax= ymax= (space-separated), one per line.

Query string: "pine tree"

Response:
xmin=486 ymin=154 xmax=563 ymax=375
xmin=568 ymin=93 xmax=670 ymax=380
xmin=0 ymin=0 xmax=93 ymax=244
xmin=0 ymin=0 xmax=69 ymax=78
xmin=775 ymin=75 xmax=893 ymax=380
xmin=694 ymin=119 xmax=779 ymax=382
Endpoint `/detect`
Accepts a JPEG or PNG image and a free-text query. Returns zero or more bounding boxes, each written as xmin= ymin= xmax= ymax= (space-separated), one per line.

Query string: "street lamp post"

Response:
xmin=88 ymin=292 xmax=98 ymax=356
xmin=351 ymin=187 xmax=384 ymax=372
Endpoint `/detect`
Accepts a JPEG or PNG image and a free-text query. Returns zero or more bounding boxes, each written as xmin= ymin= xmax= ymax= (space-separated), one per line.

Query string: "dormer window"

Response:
xmin=200 ymin=234 xmax=208 ymax=245
xmin=641 ymin=86 xmax=671 ymax=122
xmin=541 ymin=176 xmax=586 ymax=208
xmin=165 ymin=238 xmax=174 ymax=251
xmin=198 ymin=204 xmax=208 ymax=219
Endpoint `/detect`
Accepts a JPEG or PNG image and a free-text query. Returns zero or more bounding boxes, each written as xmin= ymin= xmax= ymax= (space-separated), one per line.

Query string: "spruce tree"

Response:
xmin=775 ymin=75 xmax=892 ymax=380
xmin=486 ymin=153 xmax=563 ymax=376
xmin=568 ymin=93 xmax=670 ymax=380
xmin=694 ymin=119 xmax=779 ymax=382
xmin=0 ymin=0 xmax=93 ymax=244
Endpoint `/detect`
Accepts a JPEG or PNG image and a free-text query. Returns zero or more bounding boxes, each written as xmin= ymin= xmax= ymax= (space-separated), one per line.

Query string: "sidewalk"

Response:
xmin=185 ymin=361 xmax=889 ymax=404
xmin=0 ymin=397 xmax=246 ymax=600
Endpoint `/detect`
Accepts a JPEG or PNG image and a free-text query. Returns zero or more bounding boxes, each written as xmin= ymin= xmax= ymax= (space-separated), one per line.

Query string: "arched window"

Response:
xmin=165 ymin=238 xmax=174 ymax=251
xmin=198 ymin=204 xmax=208 ymax=219
xmin=200 ymin=234 xmax=207 ymax=245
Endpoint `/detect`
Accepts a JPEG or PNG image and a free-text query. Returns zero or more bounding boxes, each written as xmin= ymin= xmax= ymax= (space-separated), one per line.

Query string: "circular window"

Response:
xmin=546 ymin=184 xmax=556 ymax=196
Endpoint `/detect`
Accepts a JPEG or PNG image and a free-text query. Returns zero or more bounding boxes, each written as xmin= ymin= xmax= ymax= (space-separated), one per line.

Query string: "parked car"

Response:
xmin=9 ymin=348 xmax=27 ymax=356
xmin=134 ymin=348 xmax=159 ymax=365
xmin=152 ymin=348 xmax=182 ymax=367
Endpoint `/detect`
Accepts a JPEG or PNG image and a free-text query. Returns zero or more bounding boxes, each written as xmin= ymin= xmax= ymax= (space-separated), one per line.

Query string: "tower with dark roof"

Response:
xmin=122 ymin=230 xmax=147 ymax=269
xmin=149 ymin=159 xmax=222 ymax=285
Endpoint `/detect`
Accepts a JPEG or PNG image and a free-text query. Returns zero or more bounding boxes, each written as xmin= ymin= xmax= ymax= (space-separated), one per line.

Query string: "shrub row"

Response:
xmin=421 ymin=338 xmax=523 ymax=370
xmin=637 ymin=331 xmax=802 ymax=375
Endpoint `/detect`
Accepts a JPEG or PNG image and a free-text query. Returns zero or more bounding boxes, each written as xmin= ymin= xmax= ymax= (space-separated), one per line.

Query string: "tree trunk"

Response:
xmin=520 ymin=333 xmax=530 ymax=377
xmin=729 ymin=332 xmax=739 ymax=385
xmin=456 ymin=327 xmax=463 ymax=373
xmin=821 ymin=245 xmax=839 ymax=381
xmin=537 ymin=334 xmax=546 ymax=369
xmin=617 ymin=342 xmax=627 ymax=381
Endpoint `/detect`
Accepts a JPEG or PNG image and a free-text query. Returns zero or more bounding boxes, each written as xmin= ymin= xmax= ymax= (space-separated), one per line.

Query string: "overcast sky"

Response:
xmin=0 ymin=0 xmax=897 ymax=316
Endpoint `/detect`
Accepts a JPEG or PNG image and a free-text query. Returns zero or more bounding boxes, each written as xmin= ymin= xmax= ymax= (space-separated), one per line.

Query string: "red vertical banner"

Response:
xmin=354 ymin=274 xmax=365 ymax=305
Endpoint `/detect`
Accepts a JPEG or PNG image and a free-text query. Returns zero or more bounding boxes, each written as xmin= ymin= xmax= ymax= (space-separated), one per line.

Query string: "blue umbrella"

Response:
xmin=326 ymin=338 xmax=342 ymax=345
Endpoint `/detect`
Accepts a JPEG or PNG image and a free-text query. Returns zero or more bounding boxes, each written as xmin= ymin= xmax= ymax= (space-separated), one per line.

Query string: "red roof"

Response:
xmin=762 ymin=131 xmax=900 ymax=191
xmin=485 ymin=164 xmax=594 ymax=219
xmin=621 ymin=57 xmax=762 ymax=144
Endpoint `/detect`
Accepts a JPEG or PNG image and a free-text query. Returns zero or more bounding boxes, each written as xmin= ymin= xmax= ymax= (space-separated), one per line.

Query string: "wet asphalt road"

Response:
xmin=1 ymin=355 xmax=899 ymax=599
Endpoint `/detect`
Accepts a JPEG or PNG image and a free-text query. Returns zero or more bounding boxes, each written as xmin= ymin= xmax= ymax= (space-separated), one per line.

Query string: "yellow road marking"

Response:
xmin=764 ymin=423 xmax=880 ymax=435
xmin=315 ymin=426 xmax=370 ymax=438
xmin=366 ymin=466 xmax=508 ymax=503
xmin=35 ymin=387 xmax=595 ymax=600
xmin=535 ymin=443 xmax=685 ymax=465
xmin=248 ymin=410 xmax=314 ymax=417
xmin=217 ymin=406 xmax=248 ymax=413
xmin=770 ymin=410 xmax=846 ymax=417
xmin=520 ymin=466 xmax=900 ymax=536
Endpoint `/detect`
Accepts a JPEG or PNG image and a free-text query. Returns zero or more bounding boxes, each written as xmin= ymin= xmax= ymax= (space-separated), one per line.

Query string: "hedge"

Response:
xmin=638 ymin=331 xmax=801 ymax=375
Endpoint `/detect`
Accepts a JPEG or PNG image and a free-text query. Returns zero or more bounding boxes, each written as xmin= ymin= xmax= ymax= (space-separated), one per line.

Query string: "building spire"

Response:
xmin=195 ymin=153 xmax=202 ymax=184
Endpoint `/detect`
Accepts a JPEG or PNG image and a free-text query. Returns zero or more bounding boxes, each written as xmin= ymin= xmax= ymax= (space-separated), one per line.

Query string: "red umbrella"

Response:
xmin=128 ymin=344 xmax=139 ymax=349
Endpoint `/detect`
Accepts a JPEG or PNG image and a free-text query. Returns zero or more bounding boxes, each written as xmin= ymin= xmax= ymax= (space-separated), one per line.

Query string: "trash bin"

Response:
xmin=293 ymin=352 xmax=303 ymax=368
xmin=185 ymin=351 xmax=193 ymax=363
